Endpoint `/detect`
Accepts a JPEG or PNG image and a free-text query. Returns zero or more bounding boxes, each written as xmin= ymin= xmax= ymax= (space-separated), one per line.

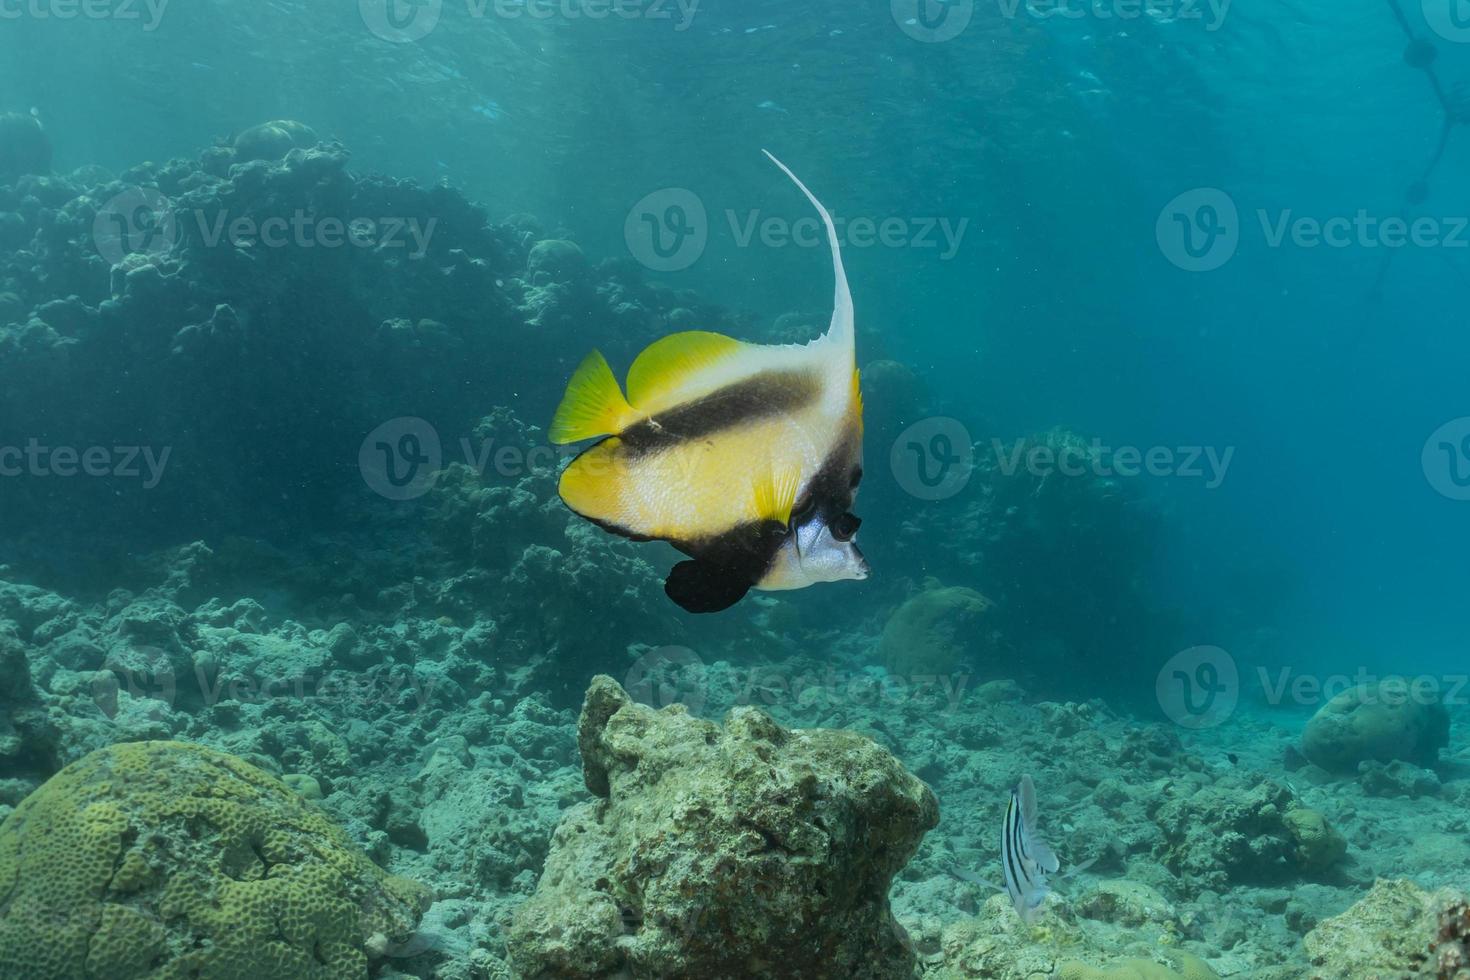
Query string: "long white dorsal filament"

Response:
xmin=761 ymin=149 xmax=855 ymax=362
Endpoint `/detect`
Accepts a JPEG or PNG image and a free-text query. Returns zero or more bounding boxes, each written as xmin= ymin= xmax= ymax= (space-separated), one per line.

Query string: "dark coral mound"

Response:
xmin=0 ymin=113 xmax=50 ymax=180
xmin=0 ymin=130 xmax=735 ymax=567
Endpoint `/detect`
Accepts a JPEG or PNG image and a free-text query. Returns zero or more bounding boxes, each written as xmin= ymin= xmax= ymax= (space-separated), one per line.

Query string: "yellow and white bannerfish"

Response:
xmin=548 ymin=151 xmax=867 ymax=613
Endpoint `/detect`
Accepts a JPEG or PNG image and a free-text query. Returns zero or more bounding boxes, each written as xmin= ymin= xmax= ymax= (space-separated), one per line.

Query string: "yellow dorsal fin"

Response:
xmin=549 ymin=351 xmax=635 ymax=444
xmin=753 ymin=466 xmax=801 ymax=527
xmin=852 ymin=366 xmax=864 ymax=434
xmin=626 ymin=331 xmax=743 ymax=409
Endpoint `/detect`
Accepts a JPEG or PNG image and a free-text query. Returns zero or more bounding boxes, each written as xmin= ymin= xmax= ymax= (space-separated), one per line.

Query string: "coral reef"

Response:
xmin=2 ymin=131 xmax=1466 ymax=980
xmin=1301 ymin=678 xmax=1451 ymax=772
xmin=879 ymin=584 xmax=1005 ymax=679
xmin=1303 ymin=878 xmax=1466 ymax=978
xmin=231 ymin=119 xmax=321 ymax=164
xmin=508 ymin=676 xmax=939 ymax=979
xmin=1153 ymin=779 xmax=1346 ymax=887
xmin=0 ymin=740 xmax=429 ymax=979
xmin=0 ymin=129 xmax=738 ymax=567
xmin=922 ymin=892 xmax=1218 ymax=980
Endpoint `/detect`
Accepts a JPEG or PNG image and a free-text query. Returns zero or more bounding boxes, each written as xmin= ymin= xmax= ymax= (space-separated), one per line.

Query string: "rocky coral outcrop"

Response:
xmin=508 ymin=676 xmax=939 ymax=979
xmin=1303 ymin=878 xmax=1466 ymax=979
xmin=879 ymin=584 xmax=1006 ymax=679
xmin=0 ymin=129 xmax=744 ymax=569
xmin=0 ymin=740 xmax=429 ymax=979
xmin=1153 ymin=780 xmax=1345 ymax=887
xmin=1301 ymin=678 xmax=1451 ymax=773
xmin=924 ymin=892 xmax=1218 ymax=980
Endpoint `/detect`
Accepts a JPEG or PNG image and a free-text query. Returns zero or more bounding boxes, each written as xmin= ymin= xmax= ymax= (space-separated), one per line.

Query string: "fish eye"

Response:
xmin=831 ymin=512 xmax=861 ymax=542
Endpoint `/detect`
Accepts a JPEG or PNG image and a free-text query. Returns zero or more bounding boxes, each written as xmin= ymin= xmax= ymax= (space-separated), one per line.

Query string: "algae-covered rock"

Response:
xmin=926 ymin=892 xmax=1219 ymax=980
xmin=0 ymin=740 xmax=429 ymax=979
xmin=1358 ymin=758 xmax=1443 ymax=798
xmin=1303 ymin=878 xmax=1465 ymax=978
xmin=880 ymin=585 xmax=1002 ymax=679
xmin=1057 ymin=952 xmax=1219 ymax=980
xmin=1300 ymin=677 xmax=1450 ymax=773
xmin=232 ymin=119 xmax=319 ymax=162
xmin=1282 ymin=807 xmax=1347 ymax=873
xmin=1153 ymin=779 xmax=1345 ymax=886
xmin=508 ymin=675 xmax=939 ymax=979
xmin=1074 ymin=879 xmax=1178 ymax=927
xmin=526 ymin=238 xmax=588 ymax=284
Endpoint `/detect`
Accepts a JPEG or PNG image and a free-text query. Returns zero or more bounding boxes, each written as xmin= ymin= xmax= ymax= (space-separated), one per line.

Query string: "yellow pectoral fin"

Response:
xmin=753 ymin=466 xmax=800 ymax=527
xmin=550 ymin=351 xmax=635 ymax=444
xmin=626 ymin=331 xmax=744 ymax=409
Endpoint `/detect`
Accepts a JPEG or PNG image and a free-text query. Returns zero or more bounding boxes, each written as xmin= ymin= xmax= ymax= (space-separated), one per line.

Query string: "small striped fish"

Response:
xmin=1001 ymin=774 xmax=1059 ymax=924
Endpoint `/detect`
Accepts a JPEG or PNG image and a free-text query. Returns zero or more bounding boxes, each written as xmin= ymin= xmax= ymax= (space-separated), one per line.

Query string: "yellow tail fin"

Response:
xmin=549 ymin=351 xmax=635 ymax=444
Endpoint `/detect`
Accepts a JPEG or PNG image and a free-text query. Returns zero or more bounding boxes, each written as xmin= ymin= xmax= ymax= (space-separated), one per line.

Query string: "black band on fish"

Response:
xmin=619 ymin=370 xmax=821 ymax=459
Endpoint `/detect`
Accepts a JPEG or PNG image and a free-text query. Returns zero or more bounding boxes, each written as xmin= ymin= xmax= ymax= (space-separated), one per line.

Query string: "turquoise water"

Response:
xmin=0 ymin=2 xmax=1467 ymax=978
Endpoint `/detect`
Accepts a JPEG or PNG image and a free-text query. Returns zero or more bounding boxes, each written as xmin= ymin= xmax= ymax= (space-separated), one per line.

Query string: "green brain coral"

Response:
xmin=0 ymin=740 xmax=429 ymax=980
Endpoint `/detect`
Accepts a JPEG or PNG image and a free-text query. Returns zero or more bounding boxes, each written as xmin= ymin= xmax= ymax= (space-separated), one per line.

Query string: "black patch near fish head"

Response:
xmin=665 ymin=560 xmax=754 ymax=613
xmin=666 ymin=518 xmax=789 ymax=614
